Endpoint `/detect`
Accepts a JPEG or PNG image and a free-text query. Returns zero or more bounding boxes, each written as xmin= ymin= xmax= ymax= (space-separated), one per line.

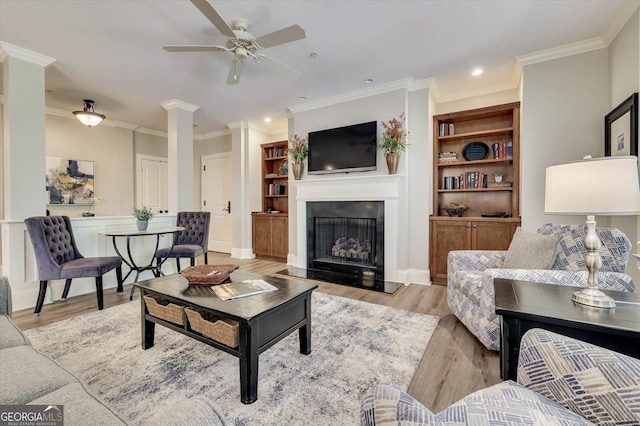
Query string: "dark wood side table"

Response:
xmin=494 ymin=278 xmax=640 ymax=380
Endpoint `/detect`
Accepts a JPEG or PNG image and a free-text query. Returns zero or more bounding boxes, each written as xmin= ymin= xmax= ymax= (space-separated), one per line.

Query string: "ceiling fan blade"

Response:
xmin=227 ymin=60 xmax=244 ymax=85
xmin=257 ymin=55 xmax=300 ymax=80
xmin=163 ymin=45 xmax=227 ymax=52
xmin=256 ymin=25 xmax=306 ymax=48
xmin=190 ymin=0 xmax=235 ymax=38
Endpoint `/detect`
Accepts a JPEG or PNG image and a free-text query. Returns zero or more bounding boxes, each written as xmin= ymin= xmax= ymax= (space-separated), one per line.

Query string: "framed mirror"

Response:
xmin=605 ymin=92 xmax=638 ymax=157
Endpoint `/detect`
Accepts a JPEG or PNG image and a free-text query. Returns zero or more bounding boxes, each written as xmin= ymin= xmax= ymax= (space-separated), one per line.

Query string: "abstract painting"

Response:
xmin=46 ymin=157 xmax=95 ymax=205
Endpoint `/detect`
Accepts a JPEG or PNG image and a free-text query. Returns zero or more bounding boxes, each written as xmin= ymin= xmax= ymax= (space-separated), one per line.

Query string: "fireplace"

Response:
xmin=307 ymin=201 xmax=384 ymax=282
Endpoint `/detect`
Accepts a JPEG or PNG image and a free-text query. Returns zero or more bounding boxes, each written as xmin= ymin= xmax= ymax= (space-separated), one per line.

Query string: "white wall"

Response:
xmin=608 ymin=9 xmax=640 ymax=284
xmin=521 ymin=49 xmax=609 ymax=230
xmin=45 ymin=115 xmax=135 ymax=218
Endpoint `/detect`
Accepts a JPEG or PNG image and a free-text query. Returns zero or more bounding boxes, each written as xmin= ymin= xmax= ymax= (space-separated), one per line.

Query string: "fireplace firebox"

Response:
xmin=307 ymin=201 xmax=384 ymax=282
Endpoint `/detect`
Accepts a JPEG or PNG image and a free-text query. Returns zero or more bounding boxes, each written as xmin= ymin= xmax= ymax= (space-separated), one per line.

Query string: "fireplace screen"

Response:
xmin=313 ymin=217 xmax=376 ymax=266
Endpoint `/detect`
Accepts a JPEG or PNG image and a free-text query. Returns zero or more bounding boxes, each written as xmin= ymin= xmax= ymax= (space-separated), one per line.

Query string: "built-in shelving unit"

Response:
xmin=252 ymin=140 xmax=288 ymax=261
xmin=429 ymin=102 xmax=521 ymax=283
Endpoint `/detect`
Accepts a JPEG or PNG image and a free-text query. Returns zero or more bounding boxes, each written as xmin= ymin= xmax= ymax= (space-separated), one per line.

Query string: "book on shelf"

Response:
xmin=455 ymin=171 xmax=488 ymax=189
xmin=438 ymin=151 xmax=458 ymax=163
xmin=491 ymin=142 xmax=512 ymax=160
xmin=438 ymin=122 xmax=454 ymax=137
xmin=212 ymin=279 xmax=278 ymax=301
xmin=268 ymin=183 xmax=286 ymax=195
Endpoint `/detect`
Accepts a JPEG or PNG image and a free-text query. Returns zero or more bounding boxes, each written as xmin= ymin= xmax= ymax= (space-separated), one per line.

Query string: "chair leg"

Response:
xmin=34 ymin=280 xmax=48 ymax=316
xmin=176 ymin=258 xmax=181 ymax=273
xmin=204 ymin=252 xmax=208 ymax=265
xmin=190 ymin=257 xmax=195 ymax=267
xmin=61 ymin=279 xmax=72 ymax=300
xmin=115 ymin=266 xmax=124 ymax=295
xmin=95 ymin=277 xmax=104 ymax=310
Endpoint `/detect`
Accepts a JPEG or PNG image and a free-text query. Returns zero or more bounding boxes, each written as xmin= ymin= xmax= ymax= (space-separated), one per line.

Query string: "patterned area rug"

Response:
xmin=25 ymin=292 xmax=438 ymax=425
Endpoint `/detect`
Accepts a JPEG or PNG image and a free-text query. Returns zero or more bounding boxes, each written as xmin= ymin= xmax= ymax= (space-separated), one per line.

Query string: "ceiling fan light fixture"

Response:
xmin=73 ymin=99 xmax=106 ymax=127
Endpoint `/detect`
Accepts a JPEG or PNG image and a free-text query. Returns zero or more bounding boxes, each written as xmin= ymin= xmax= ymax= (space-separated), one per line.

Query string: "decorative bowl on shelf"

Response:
xmin=443 ymin=203 xmax=468 ymax=217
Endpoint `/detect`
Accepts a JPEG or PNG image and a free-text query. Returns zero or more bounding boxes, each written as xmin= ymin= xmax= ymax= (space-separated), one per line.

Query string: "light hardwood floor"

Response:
xmin=11 ymin=252 xmax=500 ymax=413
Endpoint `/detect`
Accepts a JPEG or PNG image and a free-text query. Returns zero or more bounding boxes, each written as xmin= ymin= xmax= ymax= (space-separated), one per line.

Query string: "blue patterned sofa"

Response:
xmin=447 ymin=223 xmax=635 ymax=351
xmin=361 ymin=328 xmax=640 ymax=425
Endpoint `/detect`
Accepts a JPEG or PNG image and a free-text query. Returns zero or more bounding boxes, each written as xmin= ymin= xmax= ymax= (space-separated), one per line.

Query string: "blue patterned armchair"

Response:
xmin=361 ymin=329 xmax=640 ymax=425
xmin=447 ymin=223 xmax=635 ymax=351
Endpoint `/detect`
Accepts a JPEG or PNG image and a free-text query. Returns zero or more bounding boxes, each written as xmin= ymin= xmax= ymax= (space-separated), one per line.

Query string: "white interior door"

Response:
xmin=202 ymin=153 xmax=232 ymax=253
xmin=137 ymin=155 xmax=168 ymax=214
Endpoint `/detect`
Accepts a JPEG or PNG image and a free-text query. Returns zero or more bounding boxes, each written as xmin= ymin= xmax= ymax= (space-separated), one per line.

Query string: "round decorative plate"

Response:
xmin=462 ymin=142 xmax=489 ymax=161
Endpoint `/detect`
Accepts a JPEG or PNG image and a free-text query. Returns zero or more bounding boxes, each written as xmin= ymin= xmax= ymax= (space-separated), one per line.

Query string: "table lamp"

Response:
xmin=545 ymin=156 xmax=640 ymax=308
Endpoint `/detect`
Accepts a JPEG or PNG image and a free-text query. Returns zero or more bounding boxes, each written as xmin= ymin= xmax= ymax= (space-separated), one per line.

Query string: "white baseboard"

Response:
xmin=231 ymin=248 xmax=256 ymax=259
xmin=397 ymin=268 xmax=431 ymax=285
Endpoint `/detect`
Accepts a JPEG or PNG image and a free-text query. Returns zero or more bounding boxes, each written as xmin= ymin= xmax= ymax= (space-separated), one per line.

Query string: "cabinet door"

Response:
xmin=472 ymin=221 xmax=517 ymax=250
xmin=253 ymin=215 xmax=271 ymax=257
xmin=430 ymin=220 xmax=472 ymax=283
xmin=270 ymin=216 xmax=288 ymax=259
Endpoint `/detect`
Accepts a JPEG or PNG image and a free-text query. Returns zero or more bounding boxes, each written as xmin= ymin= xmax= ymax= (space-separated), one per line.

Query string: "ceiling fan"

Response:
xmin=164 ymin=0 xmax=306 ymax=85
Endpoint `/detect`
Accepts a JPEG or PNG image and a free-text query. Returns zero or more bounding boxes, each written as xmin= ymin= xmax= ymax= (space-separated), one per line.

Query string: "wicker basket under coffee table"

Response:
xmin=135 ymin=270 xmax=317 ymax=404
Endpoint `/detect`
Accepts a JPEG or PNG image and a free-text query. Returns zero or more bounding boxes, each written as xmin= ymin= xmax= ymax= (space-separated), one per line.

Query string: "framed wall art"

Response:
xmin=605 ymin=92 xmax=638 ymax=158
xmin=46 ymin=157 xmax=95 ymax=205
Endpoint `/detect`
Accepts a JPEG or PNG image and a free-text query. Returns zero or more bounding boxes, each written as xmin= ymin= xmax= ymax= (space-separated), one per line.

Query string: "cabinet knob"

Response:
xmin=472 ymin=225 xmax=477 ymax=228
xmin=467 ymin=225 xmax=471 ymax=228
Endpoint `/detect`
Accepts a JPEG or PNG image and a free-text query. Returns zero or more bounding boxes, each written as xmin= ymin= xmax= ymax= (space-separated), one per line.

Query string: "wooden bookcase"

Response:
xmin=252 ymin=140 xmax=288 ymax=261
xmin=430 ymin=102 xmax=521 ymax=283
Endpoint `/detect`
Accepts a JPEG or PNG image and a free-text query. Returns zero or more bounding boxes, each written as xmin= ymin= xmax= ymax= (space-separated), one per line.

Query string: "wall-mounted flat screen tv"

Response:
xmin=307 ymin=121 xmax=377 ymax=175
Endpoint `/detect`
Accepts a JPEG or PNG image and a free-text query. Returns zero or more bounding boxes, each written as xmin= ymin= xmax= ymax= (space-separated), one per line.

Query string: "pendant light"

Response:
xmin=73 ymin=99 xmax=106 ymax=127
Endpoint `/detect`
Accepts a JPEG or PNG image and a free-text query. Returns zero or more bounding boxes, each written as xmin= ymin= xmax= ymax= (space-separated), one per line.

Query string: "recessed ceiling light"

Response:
xmin=472 ymin=68 xmax=483 ymax=76
xmin=264 ymin=117 xmax=272 ymax=123
xmin=364 ymin=78 xmax=374 ymax=84
xmin=299 ymin=96 xmax=307 ymax=101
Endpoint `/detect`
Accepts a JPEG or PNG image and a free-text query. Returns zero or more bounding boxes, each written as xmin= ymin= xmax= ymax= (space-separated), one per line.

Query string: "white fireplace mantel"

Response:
xmin=293 ymin=174 xmax=404 ymax=283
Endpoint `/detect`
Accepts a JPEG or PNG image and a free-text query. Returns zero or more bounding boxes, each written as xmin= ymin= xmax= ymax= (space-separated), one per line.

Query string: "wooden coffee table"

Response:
xmin=134 ymin=270 xmax=317 ymax=404
xmin=494 ymin=278 xmax=640 ymax=380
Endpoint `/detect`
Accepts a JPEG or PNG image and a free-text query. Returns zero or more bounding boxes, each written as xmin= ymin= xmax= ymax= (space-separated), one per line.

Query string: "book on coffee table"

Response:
xmin=212 ymin=279 xmax=278 ymax=301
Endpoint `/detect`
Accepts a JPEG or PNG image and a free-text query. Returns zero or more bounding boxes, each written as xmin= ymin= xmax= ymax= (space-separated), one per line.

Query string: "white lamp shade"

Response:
xmin=73 ymin=111 xmax=105 ymax=127
xmin=545 ymin=156 xmax=640 ymax=215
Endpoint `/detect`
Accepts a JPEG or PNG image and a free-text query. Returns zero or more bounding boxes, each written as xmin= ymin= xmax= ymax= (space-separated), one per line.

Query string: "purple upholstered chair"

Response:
xmin=24 ymin=216 xmax=123 ymax=315
xmin=155 ymin=211 xmax=211 ymax=273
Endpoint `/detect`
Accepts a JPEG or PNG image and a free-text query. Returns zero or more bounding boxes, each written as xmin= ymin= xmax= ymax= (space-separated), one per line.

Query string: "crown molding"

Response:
xmin=195 ymin=128 xmax=231 ymax=140
xmin=0 ymin=41 xmax=55 ymax=67
xmin=601 ymin=0 xmax=640 ymax=45
xmin=517 ymin=37 xmax=607 ymax=66
xmin=408 ymin=78 xmax=433 ymax=92
xmin=160 ymin=99 xmax=199 ymax=112
xmin=44 ymin=105 xmax=138 ymax=129
xmin=227 ymin=121 xmax=248 ymax=130
xmin=134 ymin=127 xmax=168 ymax=137
xmin=289 ymin=78 xmax=421 ymax=114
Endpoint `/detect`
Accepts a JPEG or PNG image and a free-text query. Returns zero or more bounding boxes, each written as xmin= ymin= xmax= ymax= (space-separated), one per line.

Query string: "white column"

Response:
xmin=227 ymin=121 xmax=254 ymax=258
xmin=161 ymin=99 xmax=199 ymax=213
xmin=0 ymin=42 xmax=54 ymax=292
xmin=1 ymin=42 xmax=55 ymax=220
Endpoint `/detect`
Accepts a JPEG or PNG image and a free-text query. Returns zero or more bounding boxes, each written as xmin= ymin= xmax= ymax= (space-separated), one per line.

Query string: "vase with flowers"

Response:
xmin=380 ymin=113 xmax=408 ymax=174
xmin=133 ymin=206 xmax=153 ymax=231
xmin=289 ymin=134 xmax=309 ymax=180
